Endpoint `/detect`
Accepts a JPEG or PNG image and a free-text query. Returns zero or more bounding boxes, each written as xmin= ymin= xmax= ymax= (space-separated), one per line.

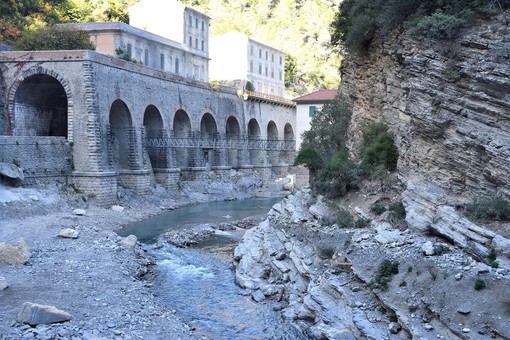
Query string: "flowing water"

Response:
xmin=118 ymin=197 xmax=306 ymax=339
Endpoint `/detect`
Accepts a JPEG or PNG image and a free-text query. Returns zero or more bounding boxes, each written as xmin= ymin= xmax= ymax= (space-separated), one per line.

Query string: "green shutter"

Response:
xmin=309 ymin=106 xmax=317 ymax=117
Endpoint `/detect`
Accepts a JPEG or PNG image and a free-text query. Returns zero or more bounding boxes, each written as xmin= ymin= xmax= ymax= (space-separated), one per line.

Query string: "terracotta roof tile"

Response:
xmin=293 ymin=90 xmax=337 ymax=103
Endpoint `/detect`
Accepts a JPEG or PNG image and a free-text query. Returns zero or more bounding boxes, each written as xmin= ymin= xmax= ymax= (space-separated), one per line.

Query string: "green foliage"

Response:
xmin=360 ymin=123 xmax=399 ymax=178
xmin=317 ymin=148 xmax=357 ymax=197
xmin=370 ymin=203 xmax=387 ymax=215
xmin=388 ymin=201 xmax=406 ymax=220
xmin=466 ymin=195 xmax=510 ymax=221
xmin=318 ymin=246 xmax=336 ymax=259
xmin=373 ymin=259 xmax=399 ymax=291
xmin=474 ymin=278 xmax=486 ymax=291
xmin=354 ymin=217 xmax=371 ymax=228
xmin=331 ymin=0 xmax=510 ymax=54
xmin=336 ymin=208 xmax=354 ymax=228
xmin=488 ymin=247 xmax=499 ymax=268
xmin=294 ymin=147 xmax=323 ymax=173
xmin=244 ymin=81 xmax=255 ymax=91
xmin=14 ymin=25 xmax=95 ymax=51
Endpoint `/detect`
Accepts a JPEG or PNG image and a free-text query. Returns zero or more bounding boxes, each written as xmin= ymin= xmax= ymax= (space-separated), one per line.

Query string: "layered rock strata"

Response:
xmin=234 ymin=191 xmax=510 ymax=339
xmin=339 ymin=12 xmax=510 ymax=256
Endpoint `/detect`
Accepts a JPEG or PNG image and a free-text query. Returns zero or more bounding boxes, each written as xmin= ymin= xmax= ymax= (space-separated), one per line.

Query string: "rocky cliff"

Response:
xmin=340 ymin=11 xmax=510 ymax=258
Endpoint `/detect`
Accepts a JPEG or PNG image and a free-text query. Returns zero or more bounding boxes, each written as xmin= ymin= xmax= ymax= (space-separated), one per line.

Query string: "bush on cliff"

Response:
xmin=360 ymin=122 xmax=399 ymax=178
xmin=15 ymin=25 xmax=95 ymax=51
xmin=331 ymin=0 xmax=510 ymax=54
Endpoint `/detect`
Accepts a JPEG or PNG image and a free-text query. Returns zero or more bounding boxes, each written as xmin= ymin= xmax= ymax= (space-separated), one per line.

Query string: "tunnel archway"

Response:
xmin=226 ymin=116 xmax=241 ymax=138
xmin=200 ymin=112 xmax=218 ymax=137
xmin=143 ymin=105 xmax=164 ymax=169
xmin=284 ymin=123 xmax=294 ymax=140
xmin=109 ymin=100 xmax=133 ymax=170
xmin=267 ymin=121 xmax=278 ymax=140
xmin=247 ymin=119 xmax=261 ymax=138
xmin=13 ymin=74 xmax=68 ymax=137
xmin=173 ymin=109 xmax=192 ymax=137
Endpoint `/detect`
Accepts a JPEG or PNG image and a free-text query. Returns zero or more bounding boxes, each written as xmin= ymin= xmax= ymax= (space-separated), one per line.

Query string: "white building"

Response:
xmin=209 ymin=31 xmax=285 ymax=97
xmin=62 ymin=0 xmax=210 ymax=82
xmin=293 ymin=90 xmax=337 ymax=149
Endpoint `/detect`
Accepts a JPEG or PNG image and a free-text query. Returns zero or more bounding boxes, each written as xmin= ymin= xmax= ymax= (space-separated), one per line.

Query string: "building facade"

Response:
xmin=293 ymin=90 xmax=337 ymax=150
xmin=209 ymin=31 xmax=285 ymax=97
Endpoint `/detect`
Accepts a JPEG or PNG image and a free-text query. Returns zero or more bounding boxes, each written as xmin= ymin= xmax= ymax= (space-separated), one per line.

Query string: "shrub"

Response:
xmin=474 ymin=278 xmax=486 ymax=291
xmin=467 ymin=195 xmax=510 ymax=221
xmin=294 ymin=147 xmax=323 ymax=173
xmin=319 ymin=246 xmax=336 ymax=259
xmin=15 ymin=25 xmax=95 ymax=51
xmin=373 ymin=259 xmax=399 ymax=291
xmin=336 ymin=208 xmax=354 ymax=228
xmin=409 ymin=10 xmax=468 ymax=39
xmin=354 ymin=217 xmax=371 ymax=228
xmin=360 ymin=123 xmax=398 ymax=178
xmin=245 ymin=81 xmax=255 ymax=91
xmin=317 ymin=148 xmax=358 ymax=197
xmin=388 ymin=201 xmax=406 ymax=220
xmin=488 ymin=247 xmax=499 ymax=268
xmin=370 ymin=203 xmax=387 ymax=215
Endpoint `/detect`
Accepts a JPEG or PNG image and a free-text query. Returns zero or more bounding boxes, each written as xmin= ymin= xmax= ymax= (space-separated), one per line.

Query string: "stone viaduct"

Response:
xmin=0 ymin=50 xmax=296 ymax=205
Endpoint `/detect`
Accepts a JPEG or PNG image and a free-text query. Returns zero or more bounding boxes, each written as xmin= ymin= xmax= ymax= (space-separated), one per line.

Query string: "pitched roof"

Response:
xmin=293 ymin=90 xmax=337 ymax=104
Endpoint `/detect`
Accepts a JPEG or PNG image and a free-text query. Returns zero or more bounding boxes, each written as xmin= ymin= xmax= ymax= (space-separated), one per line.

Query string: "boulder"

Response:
xmin=17 ymin=302 xmax=72 ymax=326
xmin=119 ymin=235 xmax=138 ymax=249
xmin=421 ymin=241 xmax=435 ymax=256
xmin=58 ymin=228 xmax=79 ymax=239
xmin=0 ymin=276 xmax=8 ymax=290
xmin=0 ymin=162 xmax=24 ymax=180
xmin=0 ymin=239 xmax=30 ymax=265
xmin=111 ymin=205 xmax=125 ymax=212
xmin=251 ymin=289 xmax=266 ymax=302
xmin=72 ymin=209 xmax=86 ymax=216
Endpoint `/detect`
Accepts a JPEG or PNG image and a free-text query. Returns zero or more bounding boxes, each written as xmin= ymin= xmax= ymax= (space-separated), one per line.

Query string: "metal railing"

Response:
xmin=146 ymin=136 xmax=295 ymax=151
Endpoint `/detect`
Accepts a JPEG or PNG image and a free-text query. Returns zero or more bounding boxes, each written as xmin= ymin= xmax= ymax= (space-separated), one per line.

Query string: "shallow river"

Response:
xmin=118 ymin=197 xmax=306 ymax=339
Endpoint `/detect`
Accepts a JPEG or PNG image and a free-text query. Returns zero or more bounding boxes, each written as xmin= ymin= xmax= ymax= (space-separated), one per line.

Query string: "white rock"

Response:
xmin=422 ymin=241 xmax=435 ymax=256
xmin=0 ymin=239 xmax=30 ymax=265
xmin=111 ymin=205 xmax=125 ymax=212
xmin=29 ymin=195 xmax=39 ymax=201
xmin=72 ymin=209 xmax=86 ymax=216
xmin=119 ymin=235 xmax=137 ymax=249
xmin=462 ymin=328 xmax=470 ymax=333
xmin=17 ymin=302 xmax=72 ymax=326
xmin=58 ymin=228 xmax=79 ymax=239
xmin=0 ymin=276 xmax=8 ymax=290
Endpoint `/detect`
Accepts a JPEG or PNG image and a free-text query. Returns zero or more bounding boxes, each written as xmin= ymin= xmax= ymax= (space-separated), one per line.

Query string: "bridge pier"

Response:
xmin=153 ymin=167 xmax=181 ymax=190
xmin=71 ymin=171 xmax=118 ymax=206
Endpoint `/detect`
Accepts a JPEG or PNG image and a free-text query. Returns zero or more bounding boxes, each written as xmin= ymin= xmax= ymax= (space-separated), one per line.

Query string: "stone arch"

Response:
xmin=173 ymin=109 xmax=191 ymax=137
xmin=200 ymin=112 xmax=218 ymax=137
xmin=143 ymin=105 xmax=165 ymax=169
xmin=173 ymin=109 xmax=192 ymax=168
xmin=9 ymin=69 xmax=73 ymax=138
xmin=225 ymin=116 xmax=241 ymax=138
xmin=284 ymin=123 xmax=295 ymax=140
xmin=109 ymin=99 xmax=134 ymax=170
xmin=267 ymin=121 xmax=278 ymax=140
xmin=247 ymin=118 xmax=261 ymax=138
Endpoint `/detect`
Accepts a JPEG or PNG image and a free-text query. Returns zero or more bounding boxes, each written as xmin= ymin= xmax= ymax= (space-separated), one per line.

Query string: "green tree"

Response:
xmin=360 ymin=122 xmax=399 ymax=178
xmin=14 ymin=25 xmax=95 ymax=51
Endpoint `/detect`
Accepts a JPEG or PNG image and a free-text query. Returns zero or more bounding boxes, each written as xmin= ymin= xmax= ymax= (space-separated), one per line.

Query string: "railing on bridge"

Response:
xmin=145 ymin=135 xmax=295 ymax=151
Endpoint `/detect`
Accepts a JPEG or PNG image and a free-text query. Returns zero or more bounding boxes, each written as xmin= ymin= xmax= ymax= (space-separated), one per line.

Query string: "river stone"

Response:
xmin=0 ymin=276 xmax=8 ymax=290
xmin=388 ymin=322 xmax=402 ymax=334
xmin=0 ymin=239 xmax=30 ymax=265
xmin=72 ymin=209 xmax=86 ymax=216
xmin=119 ymin=235 xmax=138 ymax=249
xmin=111 ymin=205 xmax=125 ymax=212
xmin=251 ymin=289 xmax=266 ymax=302
xmin=0 ymin=162 xmax=24 ymax=180
xmin=421 ymin=241 xmax=435 ymax=256
xmin=17 ymin=302 xmax=72 ymax=326
xmin=58 ymin=228 xmax=79 ymax=239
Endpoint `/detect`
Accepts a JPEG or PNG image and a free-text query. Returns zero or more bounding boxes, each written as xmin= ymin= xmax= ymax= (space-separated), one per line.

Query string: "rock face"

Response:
xmin=234 ymin=192 xmax=510 ymax=339
xmin=0 ymin=239 xmax=30 ymax=265
xmin=339 ymin=12 xmax=510 ymax=255
xmin=17 ymin=302 xmax=72 ymax=326
xmin=0 ymin=162 xmax=24 ymax=180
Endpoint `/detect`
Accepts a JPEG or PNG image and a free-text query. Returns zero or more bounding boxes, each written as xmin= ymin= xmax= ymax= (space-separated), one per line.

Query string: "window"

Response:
xmin=195 ymin=38 xmax=198 ymax=49
xmin=265 ymin=51 xmax=268 ymax=60
xmin=279 ymin=71 xmax=282 ymax=80
xmin=279 ymin=56 xmax=283 ymax=65
xmin=258 ymin=64 xmax=262 ymax=75
xmin=250 ymin=45 xmax=253 ymax=55
xmin=189 ymin=36 xmax=192 ymax=46
xmin=189 ymin=15 xmax=192 ymax=27
xmin=259 ymin=48 xmax=262 ymax=58
xmin=144 ymin=49 xmax=149 ymax=65
xmin=160 ymin=53 xmax=165 ymax=70
xmin=309 ymin=106 xmax=317 ymax=117
xmin=201 ymin=40 xmax=204 ymax=51
xmin=272 ymin=53 xmax=274 ymax=62
xmin=250 ymin=61 xmax=253 ymax=72
xmin=265 ymin=66 xmax=268 ymax=76
xmin=202 ymin=21 xmax=205 ymax=31
xmin=195 ymin=18 xmax=198 ymax=28
xmin=271 ymin=68 xmax=274 ymax=78
xmin=175 ymin=58 xmax=179 ymax=74
xmin=126 ymin=43 xmax=132 ymax=58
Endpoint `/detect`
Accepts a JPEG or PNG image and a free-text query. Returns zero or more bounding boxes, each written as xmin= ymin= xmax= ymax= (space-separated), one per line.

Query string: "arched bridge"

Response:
xmin=0 ymin=50 xmax=296 ymax=204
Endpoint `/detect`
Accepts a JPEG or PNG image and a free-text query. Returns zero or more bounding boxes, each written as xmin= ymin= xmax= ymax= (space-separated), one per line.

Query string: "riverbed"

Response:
xmin=118 ymin=196 xmax=306 ymax=339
